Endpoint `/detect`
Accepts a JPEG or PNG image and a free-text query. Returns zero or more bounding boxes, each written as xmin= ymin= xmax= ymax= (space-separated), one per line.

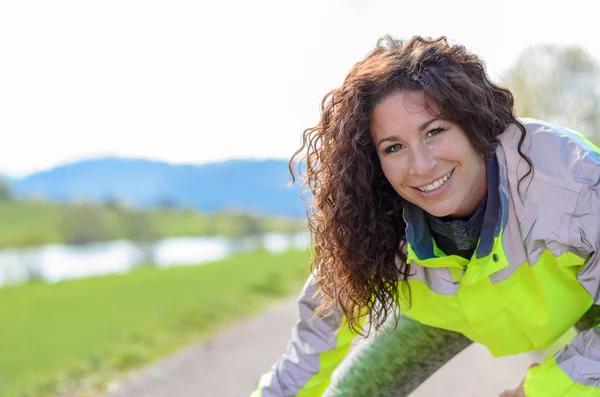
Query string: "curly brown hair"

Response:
xmin=290 ymin=35 xmax=532 ymax=334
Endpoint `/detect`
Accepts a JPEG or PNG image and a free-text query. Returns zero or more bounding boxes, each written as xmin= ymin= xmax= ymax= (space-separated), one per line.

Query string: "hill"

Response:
xmin=10 ymin=157 xmax=307 ymax=217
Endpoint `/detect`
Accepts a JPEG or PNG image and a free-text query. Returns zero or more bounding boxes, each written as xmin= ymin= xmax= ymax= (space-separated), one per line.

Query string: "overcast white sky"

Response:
xmin=1 ymin=0 xmax=598 ymax=177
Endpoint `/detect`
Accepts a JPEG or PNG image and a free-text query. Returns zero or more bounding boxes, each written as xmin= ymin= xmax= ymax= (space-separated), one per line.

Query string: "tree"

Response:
xmin=60 ymin=204 xmax=113 ymax=245
xmin=227 ymin=212 xmax=266 ymax=251
xmin=103 ymin=195 xmax=121 ymax=209
xmin=0 ymin=178 xmax=11 ymax=200
xmin=504 ymin=44 xmax=600 ymax=141
xmin=120 ymin=210 xmax=161 ymax=264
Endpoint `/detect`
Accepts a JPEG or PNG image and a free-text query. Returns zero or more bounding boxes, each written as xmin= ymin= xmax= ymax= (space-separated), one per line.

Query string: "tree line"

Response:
xmin=505 ymin=43 xmax=600 ymax=141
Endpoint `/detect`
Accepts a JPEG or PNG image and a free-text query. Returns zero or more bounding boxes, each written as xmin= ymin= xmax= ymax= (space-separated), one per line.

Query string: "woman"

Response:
xmin=251 ymin=36 xmax=600 ymax=397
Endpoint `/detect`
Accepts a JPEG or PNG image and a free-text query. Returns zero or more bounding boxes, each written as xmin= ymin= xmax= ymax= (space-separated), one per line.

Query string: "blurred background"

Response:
xmin=0 ymin=0 xmax=599 ymax=396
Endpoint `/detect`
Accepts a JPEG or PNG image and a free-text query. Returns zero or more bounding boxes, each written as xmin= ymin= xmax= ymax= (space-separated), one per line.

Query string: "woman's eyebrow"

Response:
xmin=376 ymin=135 xmax=398 ymax=149
xmin=418 ymin=116 xmax=443 ymax=132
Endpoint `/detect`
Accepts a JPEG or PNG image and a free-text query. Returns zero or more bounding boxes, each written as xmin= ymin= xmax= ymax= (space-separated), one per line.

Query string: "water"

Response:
xmin=0 ymin=232 xmax=310 ymax=287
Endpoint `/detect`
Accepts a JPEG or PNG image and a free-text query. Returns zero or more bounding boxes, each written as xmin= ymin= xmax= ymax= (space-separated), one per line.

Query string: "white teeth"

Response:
xmin=418 ymin=171 xmax=452 ymax=192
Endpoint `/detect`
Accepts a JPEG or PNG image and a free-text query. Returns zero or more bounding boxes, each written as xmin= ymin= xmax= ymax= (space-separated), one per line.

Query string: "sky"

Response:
xmin=0 ymin=0 xmax=598 ymax=177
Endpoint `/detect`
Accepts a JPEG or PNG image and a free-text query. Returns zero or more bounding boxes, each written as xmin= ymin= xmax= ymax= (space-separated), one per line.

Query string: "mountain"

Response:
xmin=10 ymin=157 xmax=307 ymax=217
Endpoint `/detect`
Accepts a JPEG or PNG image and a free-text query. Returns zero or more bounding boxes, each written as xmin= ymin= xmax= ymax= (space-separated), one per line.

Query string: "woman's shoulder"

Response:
xmin=498 ymin=119 xmax=600 ymax=258
xmin=498 ymin=118 xmax=600 ymax=190
xmin=500 ymin=118 xmax=598 ymax=154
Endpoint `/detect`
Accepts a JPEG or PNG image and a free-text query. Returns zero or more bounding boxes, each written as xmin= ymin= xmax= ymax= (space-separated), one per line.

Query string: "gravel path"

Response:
xmin=101 ymin=298 xmax=542 ymax=397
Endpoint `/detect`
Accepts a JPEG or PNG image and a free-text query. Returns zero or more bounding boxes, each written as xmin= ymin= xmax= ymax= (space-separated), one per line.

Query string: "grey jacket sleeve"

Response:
xmin=250 ymin=273 xmax=359 ymax=397
xmin=523 ymin=140 xmax=600 ymax=395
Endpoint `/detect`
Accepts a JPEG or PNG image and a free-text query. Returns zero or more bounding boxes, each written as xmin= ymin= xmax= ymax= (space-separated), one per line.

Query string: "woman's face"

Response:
xmin=370 ymin=91 xmax=487 ymax=218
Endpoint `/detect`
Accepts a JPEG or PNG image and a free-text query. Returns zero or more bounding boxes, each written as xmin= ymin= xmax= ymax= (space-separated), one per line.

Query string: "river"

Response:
xmin=0 ymin=232 xmax=309 ymax=287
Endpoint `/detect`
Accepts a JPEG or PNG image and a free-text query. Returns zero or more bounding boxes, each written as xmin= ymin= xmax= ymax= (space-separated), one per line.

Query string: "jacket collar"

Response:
xmin=402 ymin=150 xmax=508 ymax=263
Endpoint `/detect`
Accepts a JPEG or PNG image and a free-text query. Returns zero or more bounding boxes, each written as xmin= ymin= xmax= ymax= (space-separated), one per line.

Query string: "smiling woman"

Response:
xmin=250 ymin=35 xmax=600 ymax=397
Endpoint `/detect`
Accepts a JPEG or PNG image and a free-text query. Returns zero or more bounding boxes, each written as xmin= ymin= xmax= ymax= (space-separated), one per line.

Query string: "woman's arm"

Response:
xmin=521 ymin=329 xmax=600 ymax=396
xmin=251 ymin=273 xmax=472 ymax=397
xmin=522 ymin=160 xmax=600 ymax=396
xmin=250 ymin=273 xmax=363 ymax=397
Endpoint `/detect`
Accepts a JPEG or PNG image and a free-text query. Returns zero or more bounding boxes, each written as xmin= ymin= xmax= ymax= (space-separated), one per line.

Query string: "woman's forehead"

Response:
xmin=371 ymin=92 xmax=442 ymax=131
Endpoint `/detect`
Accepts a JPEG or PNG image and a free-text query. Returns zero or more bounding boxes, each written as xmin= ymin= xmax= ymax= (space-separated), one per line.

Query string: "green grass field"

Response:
xmin=0 ymin=249 xmax=311 ymax=397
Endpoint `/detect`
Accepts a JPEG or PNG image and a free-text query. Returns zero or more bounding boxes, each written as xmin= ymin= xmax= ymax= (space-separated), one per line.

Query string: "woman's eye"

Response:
xmin=385 ymin=143 xmax=404 ymax=153
xmin=427 ymin=127 xmax=446 ymax=137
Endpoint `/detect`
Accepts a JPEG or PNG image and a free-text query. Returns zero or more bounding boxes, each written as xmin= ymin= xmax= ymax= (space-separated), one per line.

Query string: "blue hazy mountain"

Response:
xmin=10 ymin=157 xmax=307 ymax=217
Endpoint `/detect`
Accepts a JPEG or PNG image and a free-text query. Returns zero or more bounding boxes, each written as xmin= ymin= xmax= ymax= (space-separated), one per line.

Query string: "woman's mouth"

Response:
xmin=416 ymin=169 xmax=454 ymax=193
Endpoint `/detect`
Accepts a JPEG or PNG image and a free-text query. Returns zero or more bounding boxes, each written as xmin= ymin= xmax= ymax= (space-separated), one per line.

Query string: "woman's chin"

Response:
xmin=423 ymin=203 xmax=457 ymax=218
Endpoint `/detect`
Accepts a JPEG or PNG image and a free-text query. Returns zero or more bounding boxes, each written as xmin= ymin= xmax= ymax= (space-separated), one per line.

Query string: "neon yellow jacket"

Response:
xmin=252 ymin=119 xmax=600 ymax=397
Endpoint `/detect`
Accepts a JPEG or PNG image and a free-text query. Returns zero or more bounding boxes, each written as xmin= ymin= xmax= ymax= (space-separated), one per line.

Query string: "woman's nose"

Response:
xmin=409 ymin=144 xmax=437 ymax=176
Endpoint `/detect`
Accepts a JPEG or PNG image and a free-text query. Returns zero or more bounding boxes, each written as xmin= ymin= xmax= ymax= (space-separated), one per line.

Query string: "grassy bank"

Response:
xmin=0 ymin=200 xmax=303 ymax=248
xmin=0 ymin=249 xmax=311 ymax=397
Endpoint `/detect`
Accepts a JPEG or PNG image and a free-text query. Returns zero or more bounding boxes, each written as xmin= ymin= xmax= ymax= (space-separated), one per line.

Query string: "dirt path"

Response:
xmin=101 ymin=298 xmax=541 ymax=397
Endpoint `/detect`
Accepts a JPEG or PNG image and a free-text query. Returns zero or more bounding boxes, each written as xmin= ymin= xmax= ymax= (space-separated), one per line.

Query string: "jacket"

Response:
xmin=251 ymin=119 xmax=600 ymax=396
